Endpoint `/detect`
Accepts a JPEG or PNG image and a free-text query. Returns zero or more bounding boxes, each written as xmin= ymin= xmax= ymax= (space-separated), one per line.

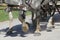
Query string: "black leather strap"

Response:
xmin=41 ymin=0 xmax=45 ymax=4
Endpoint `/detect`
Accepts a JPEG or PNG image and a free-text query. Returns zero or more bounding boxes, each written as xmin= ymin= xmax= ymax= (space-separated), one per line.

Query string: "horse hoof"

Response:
xmin=34 ymin=30 xmax=41 ymax=36
xmin=22 ymin=23 xmax=29 ymax=32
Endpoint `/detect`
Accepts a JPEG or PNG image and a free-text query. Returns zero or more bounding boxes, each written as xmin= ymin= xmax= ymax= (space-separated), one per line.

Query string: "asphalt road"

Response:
xmin=0 ymin=12 xmax=60 ymax=40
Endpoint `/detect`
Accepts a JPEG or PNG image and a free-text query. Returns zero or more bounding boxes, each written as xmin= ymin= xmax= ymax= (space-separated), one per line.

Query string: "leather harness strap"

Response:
xmin=41 ymin=0 xmax=45 ymax=4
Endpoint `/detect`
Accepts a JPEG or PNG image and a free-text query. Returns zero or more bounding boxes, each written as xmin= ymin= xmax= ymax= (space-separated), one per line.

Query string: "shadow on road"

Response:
xmin=54 ymin=13 xmax=60 ymax=22
xmin=0 ymin=23 xmax=47 ymax=37
xmin=0 ymin=24 xmax=27 ymax=37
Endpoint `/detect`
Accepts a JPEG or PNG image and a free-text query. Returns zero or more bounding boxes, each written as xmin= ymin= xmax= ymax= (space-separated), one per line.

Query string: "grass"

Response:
xmin=0 ymin=6 xmax=31 ymax=22
xmin=0 ymin=9 xmax=19 ymax=22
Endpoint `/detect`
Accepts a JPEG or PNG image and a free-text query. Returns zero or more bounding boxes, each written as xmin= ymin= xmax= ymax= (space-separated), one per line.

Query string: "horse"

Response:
xmin=5 ymin=0 xmax=28 ymax=35
xmin=4 ymin=0 xmax=59 ymax=35
xmin=22 ymin=0 xmax=60 ymax=32
xmin=40 ymin=0 xmax=60 ymax=31
xmin=25 ymin=0 xmax=58 ymax=32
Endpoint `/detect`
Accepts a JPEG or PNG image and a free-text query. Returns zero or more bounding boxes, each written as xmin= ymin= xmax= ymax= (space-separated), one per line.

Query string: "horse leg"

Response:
xmin=31 ymin=11 xmax=34 ymax=23
xmin=31 ymin=11 xmax=36 ymax=26
xmin=6 ymin=7 xmax=13 ymax=35
xmin=53 ymin=0 xmax=60 ymax=14
xmin=34 ymin=11 xmax=41 ymax=34
xmin=47 ymin=10 xmax=55 ymax=31
xmin=18 ymin=9 xmax=29 ymax=32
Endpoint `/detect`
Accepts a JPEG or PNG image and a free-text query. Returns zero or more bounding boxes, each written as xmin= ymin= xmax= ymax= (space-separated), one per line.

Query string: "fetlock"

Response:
xmin=22 ymin=22 xmax=29 ymax=32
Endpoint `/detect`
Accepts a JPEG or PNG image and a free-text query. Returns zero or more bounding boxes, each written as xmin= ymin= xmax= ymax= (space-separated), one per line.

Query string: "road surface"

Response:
xmin=0 ymin=12 xmax=60 ymax=40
